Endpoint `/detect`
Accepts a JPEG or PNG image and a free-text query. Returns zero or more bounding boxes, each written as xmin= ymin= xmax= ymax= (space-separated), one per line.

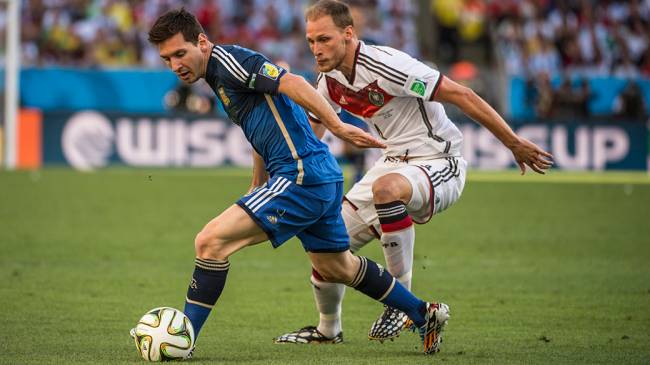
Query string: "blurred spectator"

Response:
xmin=431 ymin=0 xmax=462 ymax=62
xmin=612 ymin=45 xmax=640 ymax=79
xmin=613 ymin=80 xmax=647 ymax=121
xmin=641 ymin=48 xmax=650 ymax=77
xmin=164 ymin=81 xmax=216 ymax=115
xmin=528 ymin=72 xmax=554 ymax=118
xmin=552 ymin=77 xmax=590 ymax=119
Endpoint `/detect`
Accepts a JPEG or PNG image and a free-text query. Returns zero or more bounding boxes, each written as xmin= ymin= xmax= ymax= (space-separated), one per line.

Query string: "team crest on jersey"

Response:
xmin=409 ymin=79 xmax=427 ymax=97
xmin=368 ymin=90 xmax=385 ymax=106
xmin=218 ymin=86 xmax=231 ymax=106
xmin=260 ymin=62 xmax=281 ymax=80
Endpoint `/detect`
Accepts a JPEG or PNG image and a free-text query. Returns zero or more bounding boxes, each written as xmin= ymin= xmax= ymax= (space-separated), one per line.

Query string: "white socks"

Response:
xmin=380 ymin=226 xmax=415 ymax=290
xmin=311 ymin=274 xmax=345 ymax=338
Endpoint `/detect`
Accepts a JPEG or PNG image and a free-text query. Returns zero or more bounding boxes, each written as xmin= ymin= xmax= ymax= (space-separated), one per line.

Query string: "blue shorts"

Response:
xmin=236 ymin=176 xmax=350 ymax=253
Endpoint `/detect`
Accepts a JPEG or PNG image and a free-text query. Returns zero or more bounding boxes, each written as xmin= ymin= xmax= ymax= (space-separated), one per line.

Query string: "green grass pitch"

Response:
xmin=1 ymin=168 xmax=649 ymax=364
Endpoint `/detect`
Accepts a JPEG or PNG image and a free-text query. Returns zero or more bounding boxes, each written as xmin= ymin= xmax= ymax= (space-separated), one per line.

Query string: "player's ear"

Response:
xmin=344 ymin=25 xmax=354 ymax=41
xmin=198 ymin=33 xmax=209 ymax=52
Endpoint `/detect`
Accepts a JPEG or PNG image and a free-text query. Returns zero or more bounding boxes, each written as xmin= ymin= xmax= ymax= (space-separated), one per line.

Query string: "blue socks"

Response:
xmin=184 ymin=258 xmax=230 ymax=338
xmin=351 ymin=256 xmax=427 ymax=327
xmin=184 ymin=254 xmax=427 ymax=340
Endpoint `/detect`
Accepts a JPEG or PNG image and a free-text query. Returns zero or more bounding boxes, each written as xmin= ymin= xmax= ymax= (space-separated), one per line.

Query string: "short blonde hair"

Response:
xmin=305 ymin=0 xmax=354 ymax=29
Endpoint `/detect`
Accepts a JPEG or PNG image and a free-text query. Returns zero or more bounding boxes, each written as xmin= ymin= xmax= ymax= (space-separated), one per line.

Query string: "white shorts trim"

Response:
xmin=345 ymin=156 xmax=467 ymax=231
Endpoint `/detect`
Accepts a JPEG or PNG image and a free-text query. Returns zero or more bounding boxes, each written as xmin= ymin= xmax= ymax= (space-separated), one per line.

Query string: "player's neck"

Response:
xmin=201 ymin=41 xmax=215 ymax=79
xmin=338 ymin=39 xmax=359 ymax=81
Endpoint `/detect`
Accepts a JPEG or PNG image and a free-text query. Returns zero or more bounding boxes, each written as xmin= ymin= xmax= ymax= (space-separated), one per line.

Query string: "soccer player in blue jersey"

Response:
xmin=139 ymin=8 xmax=451 ymax=356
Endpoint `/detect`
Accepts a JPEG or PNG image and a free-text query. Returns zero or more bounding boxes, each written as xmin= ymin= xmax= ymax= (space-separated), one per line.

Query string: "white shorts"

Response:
xmin=344 ymin=156 xmax=467 ymax=235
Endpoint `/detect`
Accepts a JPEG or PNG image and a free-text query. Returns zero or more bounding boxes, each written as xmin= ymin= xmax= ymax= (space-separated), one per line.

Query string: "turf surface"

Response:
xmin=1 ymin=168 xmax=649 ymax=364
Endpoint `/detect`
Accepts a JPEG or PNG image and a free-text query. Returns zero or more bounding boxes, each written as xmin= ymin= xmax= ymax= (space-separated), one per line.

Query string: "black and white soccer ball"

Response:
xmin=133 ymin=307 xmax=195 ymax=361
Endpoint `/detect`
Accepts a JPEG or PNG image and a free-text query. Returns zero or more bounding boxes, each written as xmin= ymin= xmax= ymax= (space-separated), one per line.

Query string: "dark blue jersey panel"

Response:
xmin=205 ymin=45 xmax=342 ymax=185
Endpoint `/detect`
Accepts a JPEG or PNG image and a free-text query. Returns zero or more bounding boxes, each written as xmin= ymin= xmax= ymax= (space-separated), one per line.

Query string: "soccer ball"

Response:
xmin=133 ymin=307 xmax=195 ymax=361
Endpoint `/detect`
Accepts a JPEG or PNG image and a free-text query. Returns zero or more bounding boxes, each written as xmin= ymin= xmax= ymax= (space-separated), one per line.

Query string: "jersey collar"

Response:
xmin=205 ymin=45 xmax=219 ymax=84
xmin=346 ymin=41 xmax=362 ymax=85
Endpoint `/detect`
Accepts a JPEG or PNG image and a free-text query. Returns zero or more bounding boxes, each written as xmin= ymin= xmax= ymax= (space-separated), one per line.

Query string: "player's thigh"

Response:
xmin=196 ymin=204 xmax=269 ymax=257
xmin=341 ymin=201 xmax=376 ymax=252
xmin=400 ymin=157 xmax=467 ymax=223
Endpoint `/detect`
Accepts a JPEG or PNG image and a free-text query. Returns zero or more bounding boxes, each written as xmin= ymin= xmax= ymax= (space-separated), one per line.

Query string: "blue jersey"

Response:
xmin=205 ymin=45 xmax=342 ymax=186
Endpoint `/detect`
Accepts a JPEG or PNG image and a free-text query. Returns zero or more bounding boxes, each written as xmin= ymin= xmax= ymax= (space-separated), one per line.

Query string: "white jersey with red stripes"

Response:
xmin=312 ymin=41 xmax=463 ymax=159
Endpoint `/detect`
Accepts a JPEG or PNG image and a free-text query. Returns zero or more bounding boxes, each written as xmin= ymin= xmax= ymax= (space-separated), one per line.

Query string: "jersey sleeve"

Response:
xmin=242 ymin=55 xmax=288 ymax=95
xmin=367 ymin=49 xmax=443 ymax=101
xmin=308 ymin=73 xmax=341 ymax=122
xmin=213 ymin=46 xmax=287 ymax=94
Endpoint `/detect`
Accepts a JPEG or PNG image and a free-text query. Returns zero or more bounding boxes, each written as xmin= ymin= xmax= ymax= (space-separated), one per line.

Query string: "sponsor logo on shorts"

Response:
xmin=266 ymin=215 xmax=278 ymax=224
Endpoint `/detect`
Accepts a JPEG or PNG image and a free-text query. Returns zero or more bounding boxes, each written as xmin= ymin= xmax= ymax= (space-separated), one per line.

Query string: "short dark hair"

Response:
xmin=305 ymin=0 xmax=354 ymax=29
xmin=148 ymin=8 xmax=205 ymax=45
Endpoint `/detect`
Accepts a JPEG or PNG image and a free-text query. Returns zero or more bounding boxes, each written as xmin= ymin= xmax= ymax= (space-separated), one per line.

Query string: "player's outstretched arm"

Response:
xmin=278 ymin=73 xmax=386 ymax=149
xmin=434 ymin=77 xmax=553 ymax=174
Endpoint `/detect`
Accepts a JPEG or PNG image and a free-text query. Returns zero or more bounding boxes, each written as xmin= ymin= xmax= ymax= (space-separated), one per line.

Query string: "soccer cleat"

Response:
xmin=273 ymin=326 xmax=343 ymax=344
xmin=419 ymin=302 xmax=450 ymax=354
xmin=368 ymin=305 xmax=412 ymax=342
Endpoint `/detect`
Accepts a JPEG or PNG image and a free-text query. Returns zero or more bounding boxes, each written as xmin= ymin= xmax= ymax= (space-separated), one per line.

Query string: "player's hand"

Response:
xmin=510 ymin=137 xmax=553 ymax=175
xmin=336 ymin=124 xmax=387 ymax=149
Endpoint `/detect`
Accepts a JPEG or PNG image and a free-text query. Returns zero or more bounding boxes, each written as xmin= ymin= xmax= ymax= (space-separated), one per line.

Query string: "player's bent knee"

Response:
xmin=371 ymin=174 xmax=408 ymax=203
xmin=194 ymin=230 xmax=227 ymax=260
xmin=194 ymin=230 xmax=212 ymax=257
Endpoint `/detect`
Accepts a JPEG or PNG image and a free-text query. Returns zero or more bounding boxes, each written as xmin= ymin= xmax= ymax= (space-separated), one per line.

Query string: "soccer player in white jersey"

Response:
xmin=274 ymin=0 xmax=553 ymax=349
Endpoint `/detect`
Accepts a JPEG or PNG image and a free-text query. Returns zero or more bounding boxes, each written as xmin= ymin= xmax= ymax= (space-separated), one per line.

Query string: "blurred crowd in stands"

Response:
xmin=0 ymin=0 xmax=647 ymax=119
xmin=0 ymin=0 xmax=418 ymax=71
xmin=490 ymin=0 xmax=649 ymax=119
xmin=493 ymin=0 xmax=650 ymax=79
